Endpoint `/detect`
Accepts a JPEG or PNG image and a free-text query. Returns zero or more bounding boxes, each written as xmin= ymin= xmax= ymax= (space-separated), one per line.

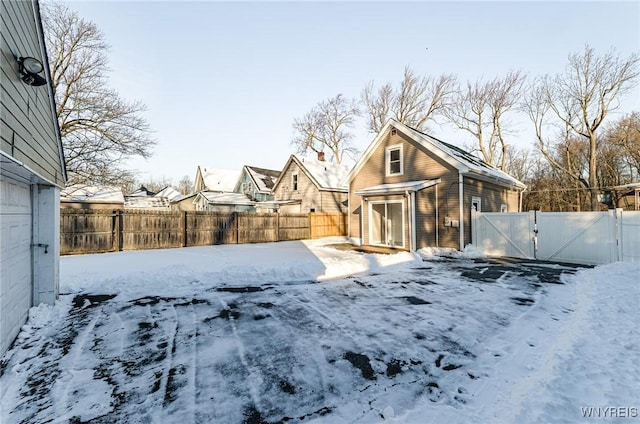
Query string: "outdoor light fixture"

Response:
xmin=18 ymin=56 xmax=47 ymax=86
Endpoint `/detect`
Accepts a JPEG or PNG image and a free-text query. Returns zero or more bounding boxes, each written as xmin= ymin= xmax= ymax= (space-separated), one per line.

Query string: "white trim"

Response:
xmin=385 ymin=144 xmax=404 ymax=177
xmin=410 ymin=191 xmax=417 ymax=252
xmin=368 ymin=199 xmax=405 ymax=248
xmin=472 ymin=196 xmax=482 ymax=212
xmin=360 ymin=197 xmax=364 ymax=243
xmin=355 ymin=179 xmax=441 ymax=196
xmin=346 ymin=119 xmax=526 ymax=191
xmin=435 ymin=184 xmax=439 ymax=247
xmin=459 ymin=173 xmax=464 ymax=251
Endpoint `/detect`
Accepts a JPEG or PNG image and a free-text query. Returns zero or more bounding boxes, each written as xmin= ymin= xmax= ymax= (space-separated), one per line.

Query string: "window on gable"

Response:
xmin=386 ymin=144 xmax=403 ymax=176
xmin=292 ymin=173 xmax=298 ymax=191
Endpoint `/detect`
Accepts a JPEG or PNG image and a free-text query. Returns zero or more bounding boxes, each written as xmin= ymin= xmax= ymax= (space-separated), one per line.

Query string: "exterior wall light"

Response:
xmin=18 ymin=56 xmax=47 ymax=86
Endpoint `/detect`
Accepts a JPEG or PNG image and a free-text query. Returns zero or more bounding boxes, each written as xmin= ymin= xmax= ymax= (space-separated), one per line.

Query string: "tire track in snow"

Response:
xmin=214 ymin=295 xmax=264 ymax=418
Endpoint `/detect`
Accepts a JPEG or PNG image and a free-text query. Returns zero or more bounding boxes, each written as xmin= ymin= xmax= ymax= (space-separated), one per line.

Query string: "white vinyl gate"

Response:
xmin=471 ymin=211 xmax=535 ymax=259
xmin=472 ymin=210 xmax=640 ymax=265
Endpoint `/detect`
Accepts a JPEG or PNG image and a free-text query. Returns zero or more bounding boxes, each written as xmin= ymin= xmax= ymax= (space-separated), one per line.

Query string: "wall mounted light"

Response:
xmin=18 ymin=56 xmax=47 ymax=86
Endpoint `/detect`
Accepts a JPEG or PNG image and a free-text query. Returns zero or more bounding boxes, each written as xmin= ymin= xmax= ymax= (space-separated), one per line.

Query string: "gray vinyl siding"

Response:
xmin=236 ymin=170 xmax=274 ymax=202
xmin=0 ymin=0 xmax=64 ymax=186
xmin=350 ymin=126 xmax=521 ymax=249
xmin=349 ymin=129 xmax=461 ymax=248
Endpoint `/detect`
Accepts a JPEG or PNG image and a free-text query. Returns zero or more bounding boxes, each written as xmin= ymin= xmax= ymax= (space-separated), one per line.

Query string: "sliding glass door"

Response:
xmin=369 ymin=201 xmax=404 ymax=248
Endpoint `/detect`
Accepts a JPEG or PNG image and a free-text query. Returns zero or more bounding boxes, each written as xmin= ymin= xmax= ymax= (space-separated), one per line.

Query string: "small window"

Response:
xmin=386 ymin=144 xmax=403 ymax=176
xmin=310 ymin=208 xmax=316 ymax=212
xmin=292 ymin=173 xmax=298 ymax=191
xmin=471 ymin=197 xmax=481 ymax=212
xmin=500 ymin=204 xmax=508 ymax=213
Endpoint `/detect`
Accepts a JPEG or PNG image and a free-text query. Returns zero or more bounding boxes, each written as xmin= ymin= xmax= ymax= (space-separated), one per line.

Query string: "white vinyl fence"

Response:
xmin=472 ymin=210 xmax=640 ymax=265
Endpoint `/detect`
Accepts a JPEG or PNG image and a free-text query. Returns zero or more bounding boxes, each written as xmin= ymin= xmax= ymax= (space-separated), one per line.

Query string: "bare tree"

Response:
xmin=444 ymin=71 xmax=525 ymax=170
xmin=523 ymin=45 xmax=639 ymax=210
xmin=177 ymin=175 xmax=194 ymax=195
xmin=605 ymin=112 xmax=640 ymax=174
xmin=42 ymin=3 xmax=155 ymax=185
xmin=362 ymin=66 xmax=456 ymax=133
xmin=291 ymin=94 xmax=360 ymax=164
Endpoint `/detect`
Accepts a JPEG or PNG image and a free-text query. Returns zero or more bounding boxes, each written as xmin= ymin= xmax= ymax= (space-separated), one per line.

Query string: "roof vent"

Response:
xmin=391 ymin=128 xmax=397 ymax=136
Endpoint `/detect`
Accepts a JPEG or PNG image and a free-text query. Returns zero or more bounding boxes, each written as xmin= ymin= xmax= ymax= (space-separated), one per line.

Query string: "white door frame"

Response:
xmin=368 ymin=199 xmax=405 ymax=248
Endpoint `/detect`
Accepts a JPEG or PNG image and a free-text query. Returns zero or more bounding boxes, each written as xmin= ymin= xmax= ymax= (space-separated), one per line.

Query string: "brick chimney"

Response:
xmin=317 ymin=151 xmax=325 ymax=162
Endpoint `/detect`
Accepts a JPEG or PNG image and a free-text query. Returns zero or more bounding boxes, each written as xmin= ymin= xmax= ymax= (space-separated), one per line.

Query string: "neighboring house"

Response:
xmin=193 ymin=192 xmax=255 ymax=212
xmin=193 ymin=166 xmax=241 ymax=193
xmin=347 ymin=119 xmax=526 ymax=252
xmin=155 ymin=186 xmax=184 ymax=202
xmin=171 ymin=193 xmax=198 ymax=212
xmin=234 ymin=165 xmax=280 ymax=202
xmin=271 ymin=154 xmax=350 ymax=213
xmin=125 ymin=186 xmax=183 ymax=210
xmin=126 ymin=185 xmax=156 ymax=198
xmin=60 ymin=185 xmax=124 ymax=210
xmin=0 ymin=0 xmax=67 ymax=356
xmin=612 ymin=182 xmax=640 ymax=211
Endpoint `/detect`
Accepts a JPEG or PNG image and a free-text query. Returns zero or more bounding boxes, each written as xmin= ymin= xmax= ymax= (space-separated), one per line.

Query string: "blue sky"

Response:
xmin=66 ymin=1 xmax=640 ymax=184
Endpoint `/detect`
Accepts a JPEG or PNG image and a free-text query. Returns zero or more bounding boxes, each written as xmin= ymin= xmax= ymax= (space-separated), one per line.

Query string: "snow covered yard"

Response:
xmin=1 ymin=238 xmax=638 ymax=423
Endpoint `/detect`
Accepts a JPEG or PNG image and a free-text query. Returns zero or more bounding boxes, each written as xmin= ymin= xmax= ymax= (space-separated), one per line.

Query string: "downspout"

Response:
xmin=402 ymin=190 xmax=413 ymax=252
xmin=458 ymin=172 xmax=464 ymax=251
xmin=411 ymin=191 xmax=417 ymax=252
xmin=435 ymin=184 xmax=439 ymax=248
xmin=519 ymin=188 xmax=524 ymax=212
xmin=347 ymin=186 xmax=350 ymax=240
xmin=360 ymin=198 xmax=365 ymax=246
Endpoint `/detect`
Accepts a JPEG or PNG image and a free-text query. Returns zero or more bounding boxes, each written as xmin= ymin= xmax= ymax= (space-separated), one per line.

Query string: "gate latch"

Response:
xmin=32 ymin=243 xmax=49 ymax=254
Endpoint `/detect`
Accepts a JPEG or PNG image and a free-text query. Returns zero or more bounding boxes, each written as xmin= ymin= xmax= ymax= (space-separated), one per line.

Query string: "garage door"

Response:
xmin=0 ymin=176 xmax=32 ymax=355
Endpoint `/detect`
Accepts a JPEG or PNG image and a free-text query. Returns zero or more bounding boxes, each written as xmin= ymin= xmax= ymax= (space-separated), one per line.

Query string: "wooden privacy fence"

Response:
xmin=60 ymin=210 xmax=344 ymax=255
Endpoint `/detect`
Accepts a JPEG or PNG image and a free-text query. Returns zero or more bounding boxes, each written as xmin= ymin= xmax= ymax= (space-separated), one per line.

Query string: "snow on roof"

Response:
xmin=60 ymin=185 xmax=124 ymax=203
xmin=198 ymin=191 xmax=255 ymax=205
xmin=154 ymin=186 xmax=183 ymax=201
xmin=200 ymin=168 xmax=241 ymax=192
xmin=127 ymin=186 xmax=156 ymax=197
xmin=245 ymin=166 xmax=281 ymax=192
xmin=125 ymin=197 xmax=170 ymax=209
xmin=399 ymin=123 xmax=525 ymax=189
xmin=294 ymin=155 xmax=351 ymax=191
xmin=355 ymin=179 xmax=441 ymax=196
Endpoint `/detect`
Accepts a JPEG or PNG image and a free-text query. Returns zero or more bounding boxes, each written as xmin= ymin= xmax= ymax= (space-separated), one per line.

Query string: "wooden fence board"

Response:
xmin=60 ymin=209 xmax=346 ymax=254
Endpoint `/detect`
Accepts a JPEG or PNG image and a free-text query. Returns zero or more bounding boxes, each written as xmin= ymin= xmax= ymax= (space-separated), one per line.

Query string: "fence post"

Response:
xmin=183 ymin=211 xmax=188 ymax=247
xmin=112 ymin=210 xmax=118 ymax=252
xmin=615 ymin=208 xmax=622 ymax=262
xmin=117 ymin=210 xmax=124 ymax=251
xmin=235 ymin=212 xmax=239 ymax=244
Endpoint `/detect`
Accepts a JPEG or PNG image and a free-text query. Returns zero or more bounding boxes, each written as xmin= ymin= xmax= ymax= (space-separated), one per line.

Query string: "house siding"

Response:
xmin=349 ymin=130 xmax=461 ymax=247
xmin=350 ymin=126 xmax=522 ymax=250
xmin=273 ymin=159 xmax=347 ymax=213
xmin=236 ymin=170 xmax=274 ymax=202
xmin=0 ymin=0 xmax=64 ymax=186
xmin=461 ymin=177 xmax=520 ymax=245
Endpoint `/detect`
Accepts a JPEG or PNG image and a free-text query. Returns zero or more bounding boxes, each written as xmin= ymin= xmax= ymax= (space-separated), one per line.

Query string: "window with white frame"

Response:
xmin=500 ymin=203 xmax=508 ymax=213
xmin=386 ymin=144 xmax=403 ymax=176
xmin=292 ymin=173 xmax=298 ymax=191
xmin=471 ymin=196 xmax=482 ymax=212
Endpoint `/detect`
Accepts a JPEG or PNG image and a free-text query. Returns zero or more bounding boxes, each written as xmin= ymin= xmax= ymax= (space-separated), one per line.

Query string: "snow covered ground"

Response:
xmin=1 ymin=238 xmax=638 ymax=423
